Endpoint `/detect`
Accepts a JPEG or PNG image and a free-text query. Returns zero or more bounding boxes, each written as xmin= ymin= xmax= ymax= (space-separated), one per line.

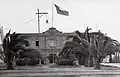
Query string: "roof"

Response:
xmin=16 ymin=27 xmax=105 ymax=37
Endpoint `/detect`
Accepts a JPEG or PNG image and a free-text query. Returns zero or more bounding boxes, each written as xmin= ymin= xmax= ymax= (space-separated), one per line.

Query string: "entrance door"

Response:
xmin=48 ymin=54 xmax=57 ymax=63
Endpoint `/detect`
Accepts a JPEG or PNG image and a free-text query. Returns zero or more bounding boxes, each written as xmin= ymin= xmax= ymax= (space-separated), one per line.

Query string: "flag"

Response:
xmin=54 ymin=4 xmax=69 ymax=16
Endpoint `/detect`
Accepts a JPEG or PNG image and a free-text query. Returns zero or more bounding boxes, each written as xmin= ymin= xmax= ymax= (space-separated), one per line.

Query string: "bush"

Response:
xmin=16 ymin=48 xmax=41 ymax=66
xmin=16 ymin=58 xmax=39 ymax=66
xmin=57 ymin=59 xmax=74 ymax=65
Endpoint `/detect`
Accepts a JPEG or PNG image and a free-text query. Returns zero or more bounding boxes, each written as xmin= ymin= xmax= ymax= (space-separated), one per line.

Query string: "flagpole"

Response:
xmin=52 ymin=0 xmax=54 ymax=27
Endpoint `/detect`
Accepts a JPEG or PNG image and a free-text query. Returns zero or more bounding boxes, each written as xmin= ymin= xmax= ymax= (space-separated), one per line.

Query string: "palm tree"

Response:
xmin=58 ymin=34 xmax=90 ymax=65
xmin=2 ymin=30 xmax=29 ymax=69
xmin=90 ymin=33 xmax=120 ymax=69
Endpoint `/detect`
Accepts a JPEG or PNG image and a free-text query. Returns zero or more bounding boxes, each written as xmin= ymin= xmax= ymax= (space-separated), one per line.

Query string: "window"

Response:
xmin=36 ymin=40 xmax=39 ymax=46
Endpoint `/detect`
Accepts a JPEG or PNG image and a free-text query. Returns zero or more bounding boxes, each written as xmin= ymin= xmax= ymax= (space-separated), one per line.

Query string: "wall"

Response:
xmin=19 ymin=27 xmax=73 ymax=58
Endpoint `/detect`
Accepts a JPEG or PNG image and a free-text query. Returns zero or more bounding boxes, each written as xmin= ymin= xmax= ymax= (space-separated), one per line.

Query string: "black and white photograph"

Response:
xmin=0 ymin=0 xmax=120 ymax=77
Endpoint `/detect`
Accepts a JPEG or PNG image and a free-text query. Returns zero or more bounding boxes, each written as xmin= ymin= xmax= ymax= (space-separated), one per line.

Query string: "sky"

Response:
xmin=0 ymin=0 xmax=120 ymax=41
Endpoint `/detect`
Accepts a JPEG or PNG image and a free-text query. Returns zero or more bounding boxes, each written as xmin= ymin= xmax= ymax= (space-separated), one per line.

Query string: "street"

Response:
xmin=1 ymin=63 xmax=120 ymax=77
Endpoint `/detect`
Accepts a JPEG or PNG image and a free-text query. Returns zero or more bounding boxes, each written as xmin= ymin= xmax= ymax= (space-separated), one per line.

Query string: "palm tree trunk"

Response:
xmin=85 ymin=56 xmax=93 ymax=67
xmin=89 ymin=56 xmax=94 ymax=67
xmin=6 ymin=50 xmax=14 ymax=70
xmin=94 ymin=57 xmax=101 ymax=69
xmin=85 ymin=57 xmax=89 ymax=67
xmin=7 ymin=61 xmax=14 ymax=70
xmin=109 ymin=54 xmax=112 ymax=63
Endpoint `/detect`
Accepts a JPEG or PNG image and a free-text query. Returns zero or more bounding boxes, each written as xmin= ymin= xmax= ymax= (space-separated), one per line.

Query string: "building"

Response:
xmin=19 ymin=27 xmax=74 ymax=63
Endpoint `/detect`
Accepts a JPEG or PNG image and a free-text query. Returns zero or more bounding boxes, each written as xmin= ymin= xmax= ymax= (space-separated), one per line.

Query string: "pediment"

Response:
xmin=43 ymin=27 xmax=62 ymax=35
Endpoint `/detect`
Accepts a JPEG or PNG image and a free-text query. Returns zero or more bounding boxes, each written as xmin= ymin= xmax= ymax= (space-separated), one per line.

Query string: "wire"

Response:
xmin=24 ymin=17 xmax=36 ymax=24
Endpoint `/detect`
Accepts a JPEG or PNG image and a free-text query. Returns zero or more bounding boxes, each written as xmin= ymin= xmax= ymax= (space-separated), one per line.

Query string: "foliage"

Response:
xmin=58 ymin=27 xmax=120 ymax=69
xmin=16 ymin=57 xmax=39 ymax=66
xmin=2 ymin=30 xmax=29 ymax=69
xmin=16 ymin=48 xmax=42 ymax=65
xmin=58 ymin=31 xmax=90 ymax=65
xmin=90 ymin=32 xmax=120 ymax=69
xmin=19 ymin=48 xmax=41 ymax=59
xmin=16 ymin=48 xmax=42 ymax=66
xmin=0 ymin=48 xmax=5 ymax=61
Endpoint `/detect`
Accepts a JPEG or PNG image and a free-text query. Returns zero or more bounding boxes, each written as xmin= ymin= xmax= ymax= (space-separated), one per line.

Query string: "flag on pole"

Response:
xmin=54 ymin=4 xmax=69 ymax=16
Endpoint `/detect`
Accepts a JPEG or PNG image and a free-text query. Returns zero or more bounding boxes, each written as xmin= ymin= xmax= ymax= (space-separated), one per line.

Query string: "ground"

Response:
xmin=0 ymin=63 xmax=120 ymax=77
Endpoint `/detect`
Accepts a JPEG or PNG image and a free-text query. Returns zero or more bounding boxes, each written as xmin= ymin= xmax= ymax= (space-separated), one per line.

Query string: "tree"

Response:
xmin=2 ymin=30 xmax=29 ymax=69
xmin=90 ymin=32 xmax=120 ymax=69
xmin=75 ymin=28 xmax=92 ymax=67
xmin=58 ymin=30 xmax=90 ymax=66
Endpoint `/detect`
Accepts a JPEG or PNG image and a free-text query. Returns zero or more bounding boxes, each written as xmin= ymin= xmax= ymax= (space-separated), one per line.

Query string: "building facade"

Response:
xmin=20 ymin=27 xmax=74 ymax=60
